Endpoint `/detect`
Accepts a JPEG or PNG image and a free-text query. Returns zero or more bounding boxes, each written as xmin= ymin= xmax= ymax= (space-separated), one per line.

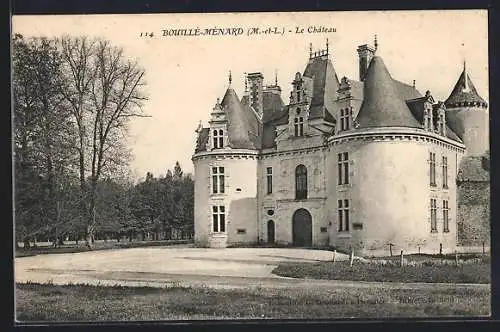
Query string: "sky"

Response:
xmin=12 ymin=10 xmax=489 ymax=180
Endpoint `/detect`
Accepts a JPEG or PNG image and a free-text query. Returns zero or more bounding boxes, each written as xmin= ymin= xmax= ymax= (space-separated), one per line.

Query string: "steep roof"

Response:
xmin=264 ymin=92 xmax=285 ymax=120
xmin=393 ymin=80 xmax=422 ymax=101
xmin=355 ymin=56 xmax=422 ymax=128
xmin=348 ymin=79 xmax=364 ymax=100
xmin=261 ymin=92 xmax=288 ymax=149
xmin=303 ymin=57 xmax=339 ymax=121
xmin=445 ymin=67 xmax=488 ymax=108
xmin=221 ymin=88 xmax=260 ymax=149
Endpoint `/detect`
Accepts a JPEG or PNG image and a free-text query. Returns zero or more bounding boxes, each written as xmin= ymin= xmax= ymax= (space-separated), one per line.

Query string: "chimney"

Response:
xmin=357 ymin=44 xmax=376 ymax=82
xmin=246 ymin=72 xmax=264 ymax=118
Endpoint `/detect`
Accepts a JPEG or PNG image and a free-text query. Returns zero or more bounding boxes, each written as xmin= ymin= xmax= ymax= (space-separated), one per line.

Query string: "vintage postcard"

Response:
xmin=12 ymin=10 xmax=490 ymax=322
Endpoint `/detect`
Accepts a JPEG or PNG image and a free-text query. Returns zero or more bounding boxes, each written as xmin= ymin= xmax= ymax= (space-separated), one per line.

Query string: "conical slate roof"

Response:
xmin=445 ymin=68 xmax=488 ymax=108
xmin=220 ymin=87 xmax=259 ymax=149
xmin=356 ymin=56 xmax=421 ymax=128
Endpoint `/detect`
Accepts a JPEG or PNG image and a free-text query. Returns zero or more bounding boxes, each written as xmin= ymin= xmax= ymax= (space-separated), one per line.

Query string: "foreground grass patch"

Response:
xmin=272 ymin=260 xmax=490 ymax=284
xmin=16 ymin=282 xmax=490 ymax=321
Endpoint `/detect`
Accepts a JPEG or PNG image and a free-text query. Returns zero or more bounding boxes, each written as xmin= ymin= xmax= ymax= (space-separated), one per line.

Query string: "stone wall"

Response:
xmin=457 ymin=181 xmax=490 ymax=246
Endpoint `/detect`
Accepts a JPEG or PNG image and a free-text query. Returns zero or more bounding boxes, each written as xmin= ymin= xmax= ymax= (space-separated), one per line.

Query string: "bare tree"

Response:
xmin=58 ymin=36 xmax=148 ymax=248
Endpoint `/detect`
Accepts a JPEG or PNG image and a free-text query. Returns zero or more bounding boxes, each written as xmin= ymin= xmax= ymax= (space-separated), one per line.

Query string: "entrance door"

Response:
xmin=267 ymin=220 xmax=275 ymax=243
xmin=292 ymin=209 xmax=312 ymax=247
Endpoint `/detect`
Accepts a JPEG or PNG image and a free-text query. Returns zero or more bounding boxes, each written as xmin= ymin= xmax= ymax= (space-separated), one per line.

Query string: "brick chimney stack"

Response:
xmin=357 ymin=44 xmax=376 ymax=82
xmin=246 ymin=72 xmax=264 ymax=118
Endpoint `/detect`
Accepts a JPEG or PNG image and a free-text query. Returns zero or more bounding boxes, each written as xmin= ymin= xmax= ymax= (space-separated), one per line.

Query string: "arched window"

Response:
xmin=295 ymin=164 xmax=308 ymax=200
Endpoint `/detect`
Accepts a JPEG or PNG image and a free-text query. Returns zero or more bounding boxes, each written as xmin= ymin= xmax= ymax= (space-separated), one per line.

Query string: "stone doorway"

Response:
xmin=267 ymin=220 xmax=275 ymax=243
xmin=292 ymin=208 xmax=312 ymax=247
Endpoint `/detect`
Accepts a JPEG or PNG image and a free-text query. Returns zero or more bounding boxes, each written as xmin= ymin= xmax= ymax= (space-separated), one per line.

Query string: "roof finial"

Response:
xmin=309 ymin=42 xmax=313 ymax=58
xmin=244 ymin=72 xmax=248 ymax=92
xmin=412 ymin=80 xmax=416 ymax=88
xmin=275 ymin=69 xmax=278 ymax=86
xmin=195 ymin=120 xmax=203 ymax=133
xmin=326 ymin=38 xmax=329 ymax=55
xmin=374 ymin=34 xmax=378 ymax=52
xmin=463 ymin=59 xmax=470 ymax=92
xmin=228 ymin=70 xmax=232 ymax=86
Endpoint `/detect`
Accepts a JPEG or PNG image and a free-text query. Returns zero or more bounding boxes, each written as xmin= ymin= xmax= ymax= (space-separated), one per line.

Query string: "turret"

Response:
xmin=445 ymin=61 xmax=488 ymax=156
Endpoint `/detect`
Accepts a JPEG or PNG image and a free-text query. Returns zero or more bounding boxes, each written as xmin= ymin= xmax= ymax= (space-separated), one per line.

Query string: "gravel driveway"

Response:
xmin=15 ymin=247 xmax=343 ymax=288
xmin=15 ymin=247 xmax=488 ymax=291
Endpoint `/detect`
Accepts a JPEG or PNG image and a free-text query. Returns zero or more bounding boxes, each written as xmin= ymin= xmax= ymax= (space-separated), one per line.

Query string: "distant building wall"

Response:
xmin=457 ymin=181 xmax=490 ymax=246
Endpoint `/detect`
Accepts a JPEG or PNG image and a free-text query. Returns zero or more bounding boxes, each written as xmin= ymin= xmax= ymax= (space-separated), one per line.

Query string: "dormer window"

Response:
xmin=437 ymin=106 xmax=446 ymax=136
xmin=294 ymin=117 xmax=304 ymax=137
xmin=213 ymin=129 xmax=224 ymax=149
xmin=340 ymin=108 xmax=350 ymax=131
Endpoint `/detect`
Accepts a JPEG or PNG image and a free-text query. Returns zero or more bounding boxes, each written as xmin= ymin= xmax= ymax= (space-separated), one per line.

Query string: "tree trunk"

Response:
xmin=85 ymin=192 xmax=97 ymax=249
xmin=85 ymin=223 xmax=95 ymax=249
xmin=23 ymin=237 xmax=31 ymax=250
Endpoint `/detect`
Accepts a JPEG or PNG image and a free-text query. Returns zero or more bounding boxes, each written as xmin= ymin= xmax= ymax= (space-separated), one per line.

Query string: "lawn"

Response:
xmin=16 ymin=282 xmax=490 ymax=321
xmin=272 ymin=257 xmax=491 ymax=284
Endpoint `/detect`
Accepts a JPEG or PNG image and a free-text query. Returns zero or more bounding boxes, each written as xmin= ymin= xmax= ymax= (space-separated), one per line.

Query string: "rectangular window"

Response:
xmin=337 ymin=153 xmax=342 ymax=185
xmin=294 ymin=117 xmax=304 ymax=137
xmin=320 ymin=227 xmax=327 ymax=233
xmin=442 ymin=156 xmax=448 ymax=189
xmin=212 ymin=167 xmax=225 ymax=194
xmin=430 ymin=198 xmax=437 ymax=232
xmin=212 ymin=206 xmax=218 ymax=232
xmin=266 ymin=167 xmax=273 ymax=194
xmin=219 ymin=206 xmax=225 ymax=232
xmin=430 ymin=152 xmax=436 ymax=186
xmin=212 ymin=205 xmax=226 ymax=233
xmin=237 ymin=229 xmax=246 ymax=234
xmin=340 ymin=108 xmax=350 ymax=131
xmin=338 ymin=152 xmax=350 ymax=185
xmin=443 ymin=200 xmax=449 ymax=232
xmin=338 ymin=199 xmax=350 ymax=232
xmin=340 ymin=109 xmax=345 ymax=131
xmin=213 ymin=129 xmax=224 ymax=149
xmin=338 ymin=199 xmax=343 ymax=231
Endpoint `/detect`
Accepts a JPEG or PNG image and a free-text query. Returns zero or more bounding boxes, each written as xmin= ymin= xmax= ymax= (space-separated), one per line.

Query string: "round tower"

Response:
xmin=192 ymin=73 xmax=260 ymax=248
xmin=445 ymin=62 xmax=489 ymax=156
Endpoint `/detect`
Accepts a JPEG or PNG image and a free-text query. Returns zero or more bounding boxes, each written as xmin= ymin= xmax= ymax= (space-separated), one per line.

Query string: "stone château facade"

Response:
xmin=192 ymin=38 xmax=489 ymax=255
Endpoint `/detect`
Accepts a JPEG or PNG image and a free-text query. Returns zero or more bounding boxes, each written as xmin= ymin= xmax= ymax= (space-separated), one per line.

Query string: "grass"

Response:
xmin=15 ymin=240 xmax=192 ymax=258
xmin=16 ymin=282 xmax=490 ymax=321
xmin=272 ymin=258 xmax=491 ymax=284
